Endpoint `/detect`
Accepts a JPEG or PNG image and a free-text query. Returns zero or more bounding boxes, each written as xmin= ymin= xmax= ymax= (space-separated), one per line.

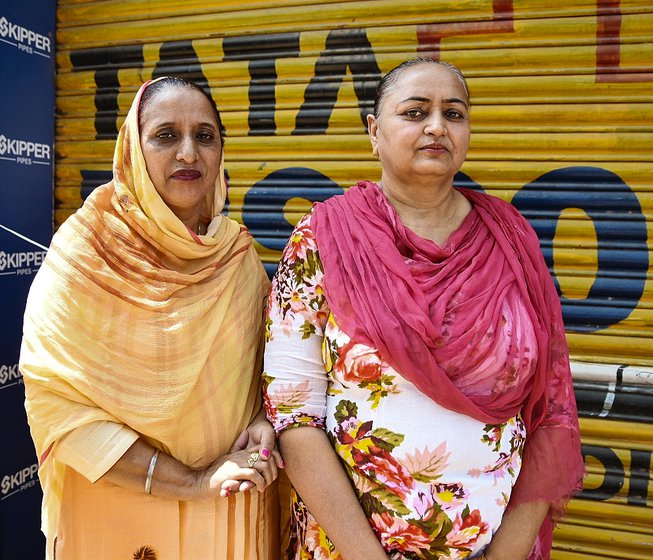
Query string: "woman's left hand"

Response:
xmin=240 ymin=409 xmax=285 ymax=467
xmin=220 ymin=409 xmax=284 ymax=497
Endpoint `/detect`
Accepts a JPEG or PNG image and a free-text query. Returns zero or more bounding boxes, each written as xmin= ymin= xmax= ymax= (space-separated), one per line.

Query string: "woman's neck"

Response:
xmin=379 ymin=177 xmax=472 ymax=246
xmin=179 ymin=214 xmax=206 ymax=235
xmin=170 ymin=206 xmax=207 ymax=236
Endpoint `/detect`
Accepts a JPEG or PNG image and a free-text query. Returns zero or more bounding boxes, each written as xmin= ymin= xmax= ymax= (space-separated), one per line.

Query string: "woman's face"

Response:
xmin=139 ymin=86 xmax=222 ymax=221
xmin=368 ymin=64 xmax=470 ymax=189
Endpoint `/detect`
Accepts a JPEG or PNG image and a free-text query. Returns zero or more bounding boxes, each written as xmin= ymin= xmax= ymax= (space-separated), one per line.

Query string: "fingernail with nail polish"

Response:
xmin=260 ymin=448 xmax=270 ymax=459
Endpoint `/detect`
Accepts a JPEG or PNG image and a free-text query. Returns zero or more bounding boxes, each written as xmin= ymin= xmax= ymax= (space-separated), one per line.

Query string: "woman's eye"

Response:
xmin=405 ymin=109 xmax=424 ymax=118
xmin=156 ymin=132 xmax=175 ymax=139
xmin=446 ymin=110 xmax=464 ymax=120
xmin=197 ymin=132 xmax=215 ymax=142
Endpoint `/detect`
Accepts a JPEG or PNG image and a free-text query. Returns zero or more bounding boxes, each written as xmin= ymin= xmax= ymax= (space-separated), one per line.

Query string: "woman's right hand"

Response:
xmin=93 ymin=437 xmax=277 ymax=502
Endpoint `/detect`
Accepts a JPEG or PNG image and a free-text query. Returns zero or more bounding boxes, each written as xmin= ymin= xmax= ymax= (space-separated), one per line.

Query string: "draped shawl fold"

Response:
xmin=20 ymin=79 xmax=269 ymax=554
xmin=312 ymin=181 xmax=584 ymax=554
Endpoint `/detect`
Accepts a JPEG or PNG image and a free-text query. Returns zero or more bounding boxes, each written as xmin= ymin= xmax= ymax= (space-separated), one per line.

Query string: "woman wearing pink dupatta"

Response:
xmin=263 ymin=59 xmax=583 ymax=560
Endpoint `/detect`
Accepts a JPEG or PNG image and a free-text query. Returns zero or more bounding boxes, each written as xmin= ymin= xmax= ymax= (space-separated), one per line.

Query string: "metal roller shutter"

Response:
xmin=55 ymin=1 xmax=653 ymax=557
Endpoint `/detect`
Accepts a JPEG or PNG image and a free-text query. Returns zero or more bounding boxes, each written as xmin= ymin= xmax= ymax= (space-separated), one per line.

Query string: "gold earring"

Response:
xmin=372 ymin=149 xmax=379 ymax=159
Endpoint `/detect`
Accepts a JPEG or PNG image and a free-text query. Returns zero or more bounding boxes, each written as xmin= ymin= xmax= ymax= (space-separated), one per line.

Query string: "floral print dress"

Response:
xmin=264 ymin=212 xmax=537 ymax=560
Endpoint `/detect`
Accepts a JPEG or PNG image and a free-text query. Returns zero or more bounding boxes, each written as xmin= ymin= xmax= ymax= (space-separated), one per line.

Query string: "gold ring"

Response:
xmin=247 ymin=452 xmax=259 ymax=468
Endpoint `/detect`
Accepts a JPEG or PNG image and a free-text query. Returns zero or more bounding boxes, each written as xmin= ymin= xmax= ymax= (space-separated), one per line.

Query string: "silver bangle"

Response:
xmin=145 ymin=449 xmax=160 ymax=496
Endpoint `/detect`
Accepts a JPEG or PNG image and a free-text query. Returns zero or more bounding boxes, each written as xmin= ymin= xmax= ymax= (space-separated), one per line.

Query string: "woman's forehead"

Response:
xmin=144 ymin=86 xmax=205 ymax=108
xmin=140 ymin=87 xmax=216 ymax=122
xmin=385 ymin=64 xmax=467 ymax=104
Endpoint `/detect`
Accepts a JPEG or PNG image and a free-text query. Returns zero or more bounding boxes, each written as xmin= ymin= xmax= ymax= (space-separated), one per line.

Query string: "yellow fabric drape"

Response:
xmin=19 ymin=79 xmax=270 ymax=558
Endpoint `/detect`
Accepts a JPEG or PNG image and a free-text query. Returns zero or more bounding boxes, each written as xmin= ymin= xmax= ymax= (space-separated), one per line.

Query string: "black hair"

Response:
xmin=372 ymin=57 xmax=471 ymax=120
xmin=138 ymin=76 xmax=225 ymax=141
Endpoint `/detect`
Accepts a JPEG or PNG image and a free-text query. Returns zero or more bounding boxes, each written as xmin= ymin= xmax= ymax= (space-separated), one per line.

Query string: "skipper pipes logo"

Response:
xmin=0 ymin=133 xmax=51 ymax=166
xmin=0 ymin=363 xmax=22 ymax=390
xmin=1 ymin=464 xmax=39 ymax=499
xmin=0 ymin=16 xmax=51 ymax=57
xmin=0 ymin=250 xmax=47 ymax=276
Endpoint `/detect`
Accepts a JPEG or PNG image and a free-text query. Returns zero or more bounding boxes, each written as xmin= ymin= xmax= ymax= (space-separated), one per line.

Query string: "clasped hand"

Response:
xmin=194 ymin=411 xmax=284 ymax=500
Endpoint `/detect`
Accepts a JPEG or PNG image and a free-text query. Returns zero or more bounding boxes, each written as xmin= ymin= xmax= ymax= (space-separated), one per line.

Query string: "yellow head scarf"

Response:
xmin=20 ymin=78 xmax=269 ymax=555
xmin=114 ymin=76 xmax=236 ymax=258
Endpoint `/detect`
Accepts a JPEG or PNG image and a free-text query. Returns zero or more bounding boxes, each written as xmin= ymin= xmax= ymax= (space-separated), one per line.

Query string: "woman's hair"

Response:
xmin=372 ymin=57 xmax=471 ymax=120
xmin=138 ymin=76 xmax=225 ymax=141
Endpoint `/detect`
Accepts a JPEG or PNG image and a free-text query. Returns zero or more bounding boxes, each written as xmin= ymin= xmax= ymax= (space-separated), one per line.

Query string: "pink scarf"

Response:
xmin=312 ymin=181 xmax=584 ymax=555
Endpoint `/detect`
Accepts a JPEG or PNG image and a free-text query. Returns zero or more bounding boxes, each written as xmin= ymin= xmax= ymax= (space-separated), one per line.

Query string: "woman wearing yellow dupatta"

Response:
xmin=20 ymin=77 xmax=281 ymax=559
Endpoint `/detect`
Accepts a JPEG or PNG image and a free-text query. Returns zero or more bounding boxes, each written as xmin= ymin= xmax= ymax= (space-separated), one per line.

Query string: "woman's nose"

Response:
xmin=424 ymin=114 xmax=447 ymax=137
xmin=176 ymin=136 xmax=198 ymax=162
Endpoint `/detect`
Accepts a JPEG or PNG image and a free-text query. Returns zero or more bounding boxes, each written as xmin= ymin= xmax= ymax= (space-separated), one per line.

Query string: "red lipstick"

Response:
xmin=171 ymin=169 xmax=202 ymax=180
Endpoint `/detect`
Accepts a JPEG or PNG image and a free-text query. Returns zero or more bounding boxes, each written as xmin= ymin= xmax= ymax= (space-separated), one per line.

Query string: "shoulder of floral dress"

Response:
xmin=294 ymin=207 xmax=315 ymax=231
xmin=274 ymin=209 xmax=323 ymax=277
xmin=287 ymin=210 xmax=319 ymax=251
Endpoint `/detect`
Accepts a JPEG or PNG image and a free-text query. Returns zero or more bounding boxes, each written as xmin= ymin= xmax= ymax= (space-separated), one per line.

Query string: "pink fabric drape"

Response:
xmin=312 ymin=181 xmax=584 ymax=556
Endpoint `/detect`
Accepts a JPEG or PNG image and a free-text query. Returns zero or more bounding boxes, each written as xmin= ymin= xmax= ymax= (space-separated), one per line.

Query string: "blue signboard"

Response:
xmin=0 ymin=1 xmax=54 ymax=557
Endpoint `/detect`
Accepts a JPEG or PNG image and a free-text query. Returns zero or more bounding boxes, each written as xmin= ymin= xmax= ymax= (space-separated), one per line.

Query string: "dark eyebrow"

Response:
xmin=152 ymin=120 xmax=218 ymax=129
xmin=398 ymin=96 xmax=469 ymax=109
xmin=445 ymin=97 xmax=469 ymax=108
xmin=399 ymin=96 xmax=431 ymax=104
